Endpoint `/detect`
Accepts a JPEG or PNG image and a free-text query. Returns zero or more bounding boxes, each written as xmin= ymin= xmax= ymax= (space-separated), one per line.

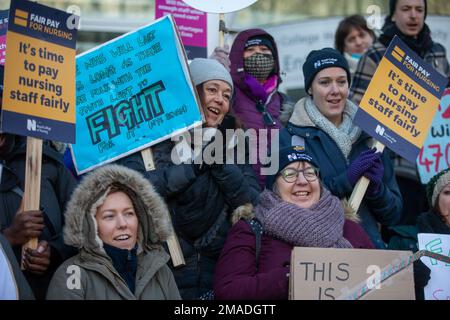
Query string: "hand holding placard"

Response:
xmin=351 ymin=36 xmax=448 ymax=212
xmin=353 ymin=36 xmax=447 ymax=163
xmin=21 ymin=137 xmax=42 ymax=268
xmin=1 ymin=0 xmax=78 ymax=267
xmin=348 ymin=141 xmax=385 ymax=213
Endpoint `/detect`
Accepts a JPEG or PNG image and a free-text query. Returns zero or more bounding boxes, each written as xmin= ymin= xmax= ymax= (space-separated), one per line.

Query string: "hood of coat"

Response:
xmin=287 ymin=97 xmax=315 ymax=128
xmin=64 ymin=164 xmax=173 ymax=253
xmin=231 ymin=203 xmax=255 ymax=225
xmin=230 ymin=29 xmax=281 ymax=92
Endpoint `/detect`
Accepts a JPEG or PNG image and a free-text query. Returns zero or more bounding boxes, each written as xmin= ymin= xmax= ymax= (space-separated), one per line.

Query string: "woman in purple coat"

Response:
xmin=213 ymin=146 xmax=374 ymax=300
xmin=211 ymin=29 xmax=294 ymax=188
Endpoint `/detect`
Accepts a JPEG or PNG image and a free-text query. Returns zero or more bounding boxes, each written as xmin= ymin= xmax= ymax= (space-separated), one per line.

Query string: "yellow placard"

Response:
xmin=359 ymin=58 xmax=440 ymax=148
xmin=3 ymin=31 xmax=75 ymax=123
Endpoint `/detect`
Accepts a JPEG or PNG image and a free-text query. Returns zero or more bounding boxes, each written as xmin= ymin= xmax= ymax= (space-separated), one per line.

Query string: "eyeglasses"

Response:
xmin=279 ymin=167 xmax=320 ymax=183
xmin=256 ymin=101 xmax=276 ymax=126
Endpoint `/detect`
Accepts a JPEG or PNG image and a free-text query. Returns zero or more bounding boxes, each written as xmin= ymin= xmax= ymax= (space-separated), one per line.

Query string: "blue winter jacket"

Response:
xmin=279 ymin=98 xmax=402 ymax=248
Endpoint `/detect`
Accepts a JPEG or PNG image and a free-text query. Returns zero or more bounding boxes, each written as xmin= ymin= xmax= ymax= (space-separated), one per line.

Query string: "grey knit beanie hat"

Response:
xmin=189 ymin=58 xmax=233 ymax=92
xmin=426 ymin=168 xmax=450 ymax=208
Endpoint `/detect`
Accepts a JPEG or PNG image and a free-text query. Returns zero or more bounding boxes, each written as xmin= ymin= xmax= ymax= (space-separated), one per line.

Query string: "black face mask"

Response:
xmin=244 ymin=53 xmax=275 ymax=82
xmin=0 ymin=134 xmax=16 ymax=159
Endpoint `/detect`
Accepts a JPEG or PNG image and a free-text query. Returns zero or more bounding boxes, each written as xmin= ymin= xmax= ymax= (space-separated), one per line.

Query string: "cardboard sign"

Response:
xmin=290 ymin=247 xmax=415 ymax=300
xmin=155 ymin=0 xmax=207 ymax=60
xmin=182 ymin=0 xmax=258 ymax=14
xmin=418 ymin=233 xmax=450 ymax=300
xmin=417 ymin=88 xmax=450 ymax=184
xmin=1 ymin=0 xmax=78 ymax=143
xmin=71 ymin=15 xmax=202 ymax=174
xmin=354 ymin=36 xmax=448 ymax=163
xmin=0 ymin=10 xmax=8 ymax=65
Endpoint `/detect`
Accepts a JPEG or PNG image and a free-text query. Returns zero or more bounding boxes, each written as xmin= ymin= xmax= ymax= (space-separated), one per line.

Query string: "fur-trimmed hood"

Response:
xmin=286 ymin=97 xmax=315 ymax=127
xmin=64 ymin=164 xmax=173 ymax=253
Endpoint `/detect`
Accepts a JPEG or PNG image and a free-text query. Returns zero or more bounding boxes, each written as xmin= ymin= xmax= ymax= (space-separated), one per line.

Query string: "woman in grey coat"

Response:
xmin=46 ymin=164 xmax=180 ymax=300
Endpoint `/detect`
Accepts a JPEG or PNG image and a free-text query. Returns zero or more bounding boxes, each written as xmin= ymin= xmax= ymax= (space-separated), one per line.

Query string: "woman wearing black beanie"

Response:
xmin=279 ymin=47 xmax=402 ymax=249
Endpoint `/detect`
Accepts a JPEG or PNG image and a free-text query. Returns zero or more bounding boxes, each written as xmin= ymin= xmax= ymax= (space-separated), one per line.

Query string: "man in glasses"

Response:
xmin=211 ymin=29 xmax=294 ymax=187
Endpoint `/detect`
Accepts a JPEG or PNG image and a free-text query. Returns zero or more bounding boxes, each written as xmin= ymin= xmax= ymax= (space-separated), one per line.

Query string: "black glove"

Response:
xmin=192 ymin=162 xmax=208 ymax=176
xmin=413 ymin=259 xmax=431 ymax=300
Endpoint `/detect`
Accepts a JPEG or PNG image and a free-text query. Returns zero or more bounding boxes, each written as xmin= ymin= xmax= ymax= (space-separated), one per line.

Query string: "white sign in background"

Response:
xmin=263 ymin=15 xmax=450 ymax=92
xmin=182 ymin=0 xmax=258 ymax=14
xmin=418 ymin=233 xmax=450 ymax=300
xmin=265 ymin=17 xmax=342 ymax=92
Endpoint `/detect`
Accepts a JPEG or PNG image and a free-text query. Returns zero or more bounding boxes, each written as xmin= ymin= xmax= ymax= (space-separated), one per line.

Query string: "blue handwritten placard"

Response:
xmin=417 ymin=89 xmax=450 ymax=184
xmin=71 ymin=15 xmax=202 ymax=174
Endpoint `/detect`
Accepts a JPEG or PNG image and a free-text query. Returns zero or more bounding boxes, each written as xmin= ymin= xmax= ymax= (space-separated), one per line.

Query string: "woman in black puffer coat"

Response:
xmin=117 ymin=58 xmax=260 ymax=299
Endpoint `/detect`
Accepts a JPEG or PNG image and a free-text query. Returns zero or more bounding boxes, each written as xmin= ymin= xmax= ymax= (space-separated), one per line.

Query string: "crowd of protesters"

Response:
xmin=1 ymin=0 xmax=449 ymax=300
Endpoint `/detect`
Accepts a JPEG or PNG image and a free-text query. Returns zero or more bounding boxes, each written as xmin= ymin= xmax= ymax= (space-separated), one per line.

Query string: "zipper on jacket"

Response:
xmin=126 ymin=250 xmax=132 ymax=273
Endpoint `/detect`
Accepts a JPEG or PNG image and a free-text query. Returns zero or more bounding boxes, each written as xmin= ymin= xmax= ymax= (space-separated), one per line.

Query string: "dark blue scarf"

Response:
xmin=103 ymin=243 xmax=138 ymax=294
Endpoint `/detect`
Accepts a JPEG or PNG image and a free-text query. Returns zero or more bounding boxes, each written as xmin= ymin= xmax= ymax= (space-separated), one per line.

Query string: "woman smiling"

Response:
xmin=280 ymin=48 xmax=402 ymax=249
xmin=213 ymin=146 xmax=373 ymax=300
xmin=116 ymin=58 xmax=260 ymax=299
xmin=46 ymin=165 xmax=181 ymax=300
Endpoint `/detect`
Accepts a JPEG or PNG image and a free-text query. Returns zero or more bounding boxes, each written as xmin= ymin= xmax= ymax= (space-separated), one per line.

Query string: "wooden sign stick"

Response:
xmin=141 ymin=148 xmax=185 ymax=267
xmin=21 ymin=136 xmax=43 ymax=269
xmin=348 ymin=140 xmax=385 ymax=213
xmin=219 ymin=13 xmax=225 ymax=47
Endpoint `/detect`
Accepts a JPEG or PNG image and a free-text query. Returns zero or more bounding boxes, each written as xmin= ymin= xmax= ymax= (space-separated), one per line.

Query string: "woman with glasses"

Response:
xmin=213 ymin=146 xmax=373 ymax=300
xmin=279 ymin=48 xmax=402 ymax=249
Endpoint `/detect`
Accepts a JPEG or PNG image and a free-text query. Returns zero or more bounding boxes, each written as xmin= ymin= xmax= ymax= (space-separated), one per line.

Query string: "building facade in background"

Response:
xmin=0 ymin=0 xmax=449 ymax=94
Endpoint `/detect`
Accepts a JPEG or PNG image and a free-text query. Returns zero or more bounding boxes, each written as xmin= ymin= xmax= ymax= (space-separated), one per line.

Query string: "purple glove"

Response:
xmin=347 ymin=148 xmax=381 ymax=186
xmin=209 ymin=45 xmax=231 ymax=71
xmin=364 ymin=157 xmax=384 ymax=197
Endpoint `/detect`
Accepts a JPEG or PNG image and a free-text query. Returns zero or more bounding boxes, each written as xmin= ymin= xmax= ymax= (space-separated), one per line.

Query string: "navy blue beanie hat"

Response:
xmin=265 ymin=145 xmax=319 ymax=191
xmin=302 ymin=47 xmax=351 ymax=93
xmin=245 ymin=35 xmax=275 ymax=55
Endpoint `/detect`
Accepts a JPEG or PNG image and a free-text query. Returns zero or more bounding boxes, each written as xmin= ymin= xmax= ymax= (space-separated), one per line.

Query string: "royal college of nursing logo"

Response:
xmin=27 ymin=119 xmax=36 ymax=132
xmin=375 ymin=124 xmax=385 ymax=137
